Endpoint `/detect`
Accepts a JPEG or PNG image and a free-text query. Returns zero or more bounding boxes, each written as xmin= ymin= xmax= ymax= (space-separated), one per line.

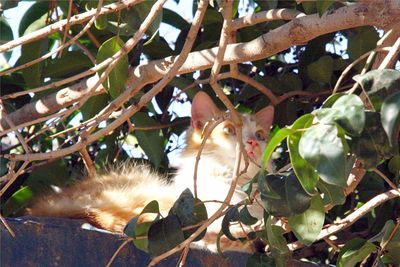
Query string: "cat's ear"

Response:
xmin=255 ymin=105 xmax=274 ymax=129
xmin=191 ymin=92 xmax=221 ymax=129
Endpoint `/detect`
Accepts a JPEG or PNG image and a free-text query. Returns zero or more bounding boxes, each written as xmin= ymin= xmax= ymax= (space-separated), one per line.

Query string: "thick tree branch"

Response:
xmin=1 ymin=1 xmax=400 ymax=132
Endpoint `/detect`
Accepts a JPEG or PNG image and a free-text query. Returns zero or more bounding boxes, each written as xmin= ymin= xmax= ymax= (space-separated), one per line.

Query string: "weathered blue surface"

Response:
xmin=1 ymin=216 xmax=249 ymax=267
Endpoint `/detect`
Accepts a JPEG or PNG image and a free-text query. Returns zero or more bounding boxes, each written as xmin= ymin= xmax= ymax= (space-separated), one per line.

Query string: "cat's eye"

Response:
xmin=223 ymin=124 xmax=236 ymax=136
xmin=255 ymin=130 xmax=266 ymax=141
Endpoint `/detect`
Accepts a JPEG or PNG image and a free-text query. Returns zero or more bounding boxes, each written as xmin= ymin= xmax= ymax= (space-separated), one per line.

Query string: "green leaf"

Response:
xmin=132 ymin=112 xmax=165 ymax=168
xmin=162 ymin=8 xmax=190 ymax=29
xmin=347 ymin=27 xmax=379 ymax=62
xmin=381 ymin=92 xmax=400 ymax=150
xmin=142 ymin=36 xmax=175 ymax=60
xmin=265 ymin=216 xmax=290 ymax=264
xmin=123 ymin=217 xmax=152 ymax=252
xmin=288 ymin=114 xmax=318 ymax=194
xmin=316 ymin=0 xmax=334 ymax=16
xmin=2 ymin=186 xmax=33 ymax=216
xmin=246 ymin=253 xmax=275 ymax=267
xmin=307 ymin=55 xmax=333 ymax=83
xmin=18 ymin=1 xmax=48 ymax=36
xmin=0 ymin=17 xmax=13 ymax=61
xmin=18 ymin=3 xmax=48 ymax=88
xmin=258 ymin=171 xmax=311 ymax=217
xmin=299 ymin=124 xmax=347 ymax=187
xmin=147 ymin=215 xmax=185 ymax=256
xmin=353 ymin=69 xmax=400 ymax=110
xmin=288 ymin=194 xmax=324 ymax=245
xmin=95 ymin=14 xmax=108 ymax=30
xmin=317 ymin=180 xmax=345 ymax=206
xmin=370 ymin=220 xmax=400 ymax=264
xmin=81 ymin=94 xmax=109 ymax=121
xmin=123 ymin=200 xmax=160 ymax=251
xmin=321 ymin=93 xmax=346 ymax=108
xmin=135 ymin=0 xmax=161 ymax=37
xmin=239 ymin=206 xmax=258 ymax=226
xmin=221 ymin=206 xmax=240 ymax=241
xmin=96 ymin=36 xmax=128 ymax=99
xmin=388 ymin=156 xmax=400 ymax=178
xmin=337 ymin=238 xmax=376 ymax=267
xmin=141 ymin=200 xmax=160 ymax=215
xmin=262 ymin=128 xmax=297 ymax=171
xmin=353 ymin=112 xmax=396 ymax=169
xmin=169 ymin=189 xmax=207 ymax=240
xmin=43 ymin=51 xmax=94 ymax=78
xmin=316 ymin=94 xmax=365 ymax=136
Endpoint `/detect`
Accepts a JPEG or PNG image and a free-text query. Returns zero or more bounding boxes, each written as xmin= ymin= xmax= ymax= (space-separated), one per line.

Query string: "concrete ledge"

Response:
xmin=1 ymin=216 xmax=249 ymax=267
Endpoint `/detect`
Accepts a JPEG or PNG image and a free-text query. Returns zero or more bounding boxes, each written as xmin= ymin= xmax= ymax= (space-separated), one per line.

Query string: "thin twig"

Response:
xmin=58 ymin=0 xmax=73 ymax=58
xmin=79 ymin=147 xmax=95 ymax=177
xmin=105 ymin=238 xmax=133 ymax=267
xmin=0 ymin=214 xmax=15 ymax=238
xmin=373 ymin=168 xmax=400 ymax=193
xmin=193 ymin=117 xmax=226 ymax=198
xmin=288 ymin=189 xmax=400 ymax=251
xmin=0 ymin=0 xmax=142 ymax=53
xmin=333 ymin=47 xmax=391 ymax=93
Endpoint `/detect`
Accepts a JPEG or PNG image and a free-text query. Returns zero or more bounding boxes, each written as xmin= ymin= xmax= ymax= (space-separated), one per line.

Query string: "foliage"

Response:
xmin=1 ymin=0 xmax=399 ymax=266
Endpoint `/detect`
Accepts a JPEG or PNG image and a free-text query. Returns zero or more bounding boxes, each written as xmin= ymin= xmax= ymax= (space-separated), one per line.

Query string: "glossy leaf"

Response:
xmin=124 ymin=200 xmax=160 ymax=251
xmin=337 ymin=238 xmax=376 ymax=267
xmin=353 ymin=112 xmax=396 ymax=169
xmin=0 ymin=17 xmax=13 ymax=61
xmin=239 ymin=206 xmax=258 ymax=226
xmin=95 ymin=14 xmax=108 ymax=30
xmin=370 ymin=220 xmax=400 ymax=264
xmin=43 ymin=51 xmax=94 ymax=78
xmin=288 ymin=195 xmax=325 ymax=245
xmin=169 ymin=189 xmax=207 ymax=240
xmin=316 ymin=94 xmax=365 ymax=136
xmin=132 ymin=112 xmax=165 ymax=168
xmin=96 ymin=36 xmax=128 ymax=99
xmin=163 ymin=8 xmax=190 ymax=29
xmin=2 ymin=186 xmax=33 ymax=216
xmin=381 ymin=92 xmax=400 ymax=150
xmin=258 ymin=171 xmax=311 ymax=217
xmin=299 ymin=124 xmax=347 ymax=187
xmin=353 ymin=69 xmax=400 ymax=110
xmin=262 ymin=128 xmax=297 ymax=171
xmin=307 ymin=55 xmax=333 ymax=83
xmin=147 ymin=215 xmax=185 ymax=256
xmin=288 ymin=114 xmax=318 ymax=194
xmin=317 ymin=180 xmax=345 ymax=206
xmin=81 ymin=94 xmax=109 ymax=121
xmin=18 ymin=2 xmax=48 ymax=88
xmin=141 ymin=200 xmax=160 ymax=215
xmin=18 ymin=1 xmax=48 ymax=36
xmin=265 ymin=216 xmax=289 ymax=266
xmin=221 ymin=206 xmax=240 ymax=241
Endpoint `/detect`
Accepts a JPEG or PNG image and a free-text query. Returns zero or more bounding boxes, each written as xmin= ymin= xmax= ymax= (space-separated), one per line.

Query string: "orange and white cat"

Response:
xmin=28 ymin=91 xmax=274 ymax=251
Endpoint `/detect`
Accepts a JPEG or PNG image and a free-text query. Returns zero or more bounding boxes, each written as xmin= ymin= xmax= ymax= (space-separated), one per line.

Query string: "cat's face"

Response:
xmin=187 ymin=92 xmax=274 ymax=166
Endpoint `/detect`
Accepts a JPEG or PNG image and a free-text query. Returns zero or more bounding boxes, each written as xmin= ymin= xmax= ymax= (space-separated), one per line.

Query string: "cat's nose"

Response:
xmin=247 ymin=138 xmax=258 ymax=148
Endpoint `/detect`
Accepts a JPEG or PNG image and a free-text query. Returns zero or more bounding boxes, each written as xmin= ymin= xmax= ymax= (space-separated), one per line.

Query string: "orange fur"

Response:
xmin=28 ymin=92 xmax=274 ymax=252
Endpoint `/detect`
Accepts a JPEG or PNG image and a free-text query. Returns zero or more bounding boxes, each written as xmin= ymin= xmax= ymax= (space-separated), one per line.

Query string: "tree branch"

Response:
xmin=2 ymin=1 xmax=400 ymax=132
